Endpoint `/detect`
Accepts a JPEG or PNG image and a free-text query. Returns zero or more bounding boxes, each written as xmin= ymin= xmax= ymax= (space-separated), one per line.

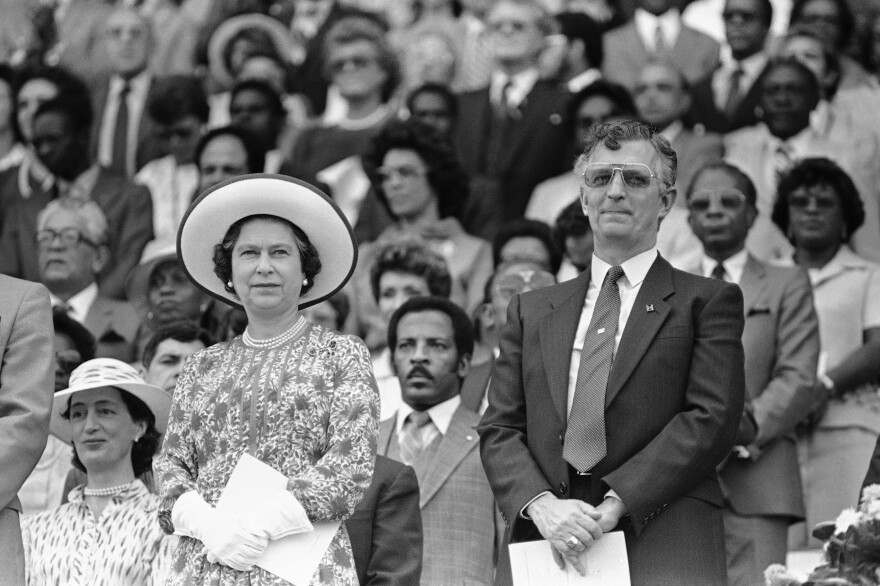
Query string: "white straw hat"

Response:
xmin=51 ymin=358 xmax=172 ymax=445
xmin=177 ymin=174 xmax=357 ymax=310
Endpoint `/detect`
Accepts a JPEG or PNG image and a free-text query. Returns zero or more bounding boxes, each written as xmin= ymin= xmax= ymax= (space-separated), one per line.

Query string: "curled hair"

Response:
xmin=369 ymin=239 xmax=452 ymax=303
xmin=34 ymin=96 xmax=93 ymax=136
xmin=230 ymin=78 xmax=285 ymax=117
xmin=387 ymin=296 xmax=475 ymax=360
xmin=405 ymin=83 xmax=458 ymax=121
xmin=65 ymin=390 xmax=161 ymax=477
xmin=772 ymin=157 xmax=865 ymax=244
xmin=363 ymin=118 xmax=470 ymax=219
xmin=686 ymin=161 xmax=758 ymax=208
xmin=575 ymin=120 xmax=677 ymax=188
xmin=37 ymin=197 xmax=109 ymax=246
xmin=322 ymin=15 xmax=400 ymax=103
xmin=212 ymin=214 xmax=322 ymax=297
xmin=492 ymin=219 xmax=562 ymax=274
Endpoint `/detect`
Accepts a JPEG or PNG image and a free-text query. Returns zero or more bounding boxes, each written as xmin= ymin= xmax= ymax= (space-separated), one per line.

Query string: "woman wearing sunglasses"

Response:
xmin=772 ymin=157 xmax=880 ymax=548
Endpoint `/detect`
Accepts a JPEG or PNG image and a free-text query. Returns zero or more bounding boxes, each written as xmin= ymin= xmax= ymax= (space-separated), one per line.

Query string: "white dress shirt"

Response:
xmin=50 ymin=282 xmax=98 ymax=324
xmin=395 ymin=394 xmax=461 ymax=447
xmin=711 ymin=49 xmax=767 ymax=111
xmin=98 ymin=72 xmax=151 ymax=175
xmin=372 ymin=348 xmax=403 ymax=421
xmin=490 ymin=67 xmax=540 ymax=110
xmin=699 ymin=248 xmax=748 ymax=283
xmin=634 ymin=8 xmax=681 ymax=53
xmin=566 ymin=248 xmax=659 ymax=415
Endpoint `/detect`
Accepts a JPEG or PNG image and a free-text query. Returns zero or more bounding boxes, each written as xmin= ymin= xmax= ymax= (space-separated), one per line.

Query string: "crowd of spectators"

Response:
xmin=2 ymin=0 xmax=880 ymax=584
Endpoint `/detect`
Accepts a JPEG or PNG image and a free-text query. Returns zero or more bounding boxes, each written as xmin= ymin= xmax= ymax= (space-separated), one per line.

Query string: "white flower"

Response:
xmin=834 ymin=508 xmax=862 ymax=535
xmin=862 ymin=483 xmax=880 ymax=503
xmin=764 ymin=564 xmax=800 ymax=586
xmin=863 ymin=498 xmax=880 ymax=519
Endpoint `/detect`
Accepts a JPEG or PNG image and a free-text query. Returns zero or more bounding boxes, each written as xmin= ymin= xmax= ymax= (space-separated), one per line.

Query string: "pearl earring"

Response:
xmin=302 ymin=278 xmax=309 ymax=286
xmin=133 ymin=436 xmax=140 ymax=443
xmin=227 ymin=280 xmax=233 ymax=289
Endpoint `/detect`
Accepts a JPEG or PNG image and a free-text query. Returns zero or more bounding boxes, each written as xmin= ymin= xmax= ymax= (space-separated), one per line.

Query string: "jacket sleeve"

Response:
xmin=364 ymin=463 xmax=422 ymax=585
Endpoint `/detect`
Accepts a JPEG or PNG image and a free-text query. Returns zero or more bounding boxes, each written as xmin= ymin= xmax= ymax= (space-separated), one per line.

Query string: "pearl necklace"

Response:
xmin=83 ymin=483 xmax=131 ymax=497
xmin=243 ymin=316 xmax=307 ymax=349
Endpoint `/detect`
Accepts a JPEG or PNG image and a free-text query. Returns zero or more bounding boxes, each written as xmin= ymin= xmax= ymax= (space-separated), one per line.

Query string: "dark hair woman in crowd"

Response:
xmin=773 ymin=158 xmax=880 ymax=547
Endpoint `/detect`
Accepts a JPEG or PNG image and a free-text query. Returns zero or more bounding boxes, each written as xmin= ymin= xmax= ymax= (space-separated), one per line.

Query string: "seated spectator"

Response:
xmin=492 ymin=219 xmax=563 ymax=275
xmin=789 ymin=0 xmax=870 ymax=90
xmin=23 ymin=358 xmax=176 ymax=585
xmin=682 ymin=0 xmax=791 ymax=44
xmin=725 ymin=57 xmax=880 ymax=264
xmin=771 ymin=158 xmax=880 ymax=549
xmin=0 ymin=98 xmax=154 ymax=300
xmin=34 ymin=198 xmax=140 ymax=362
xmin=466 ymin=259 xmax=557 ymax=411
xmin=602 ymin=0 xmax=721 ymax=92
xmin=687 ymin=0 xmax=774 ymax=134
xmin=229 ymin=79 xmax=287 ymax=173
xmin=526 ymin=80 xmax=636 ymax=226
xmin=302 ymin=291 xmax=351 ymax=333
xmin=194 ymin=125 xmax=264 ymax=196
xmin=363 ymin=239 xmax=453 ymax=419
xmin=380 ymin=296 xmax=501 ymax=585
xmin=553 ymin=198 xmax=594 ymax=281
xmin=18 ymin=309 xmax=95 ymax=514
xmin=125 ymin=243 xmax=224 ymax=360
xmin=355 ymin=118 xmax=492 ymax=346
xmin=135 ymin=75 xmax=208 ymax=245
xmin=140 ymin=321 xmax=213 ymax=395
xmin=0 ymin=65 xmax=24 ymax=173
xmin=405 ymin=83 xmax=458 ymax=140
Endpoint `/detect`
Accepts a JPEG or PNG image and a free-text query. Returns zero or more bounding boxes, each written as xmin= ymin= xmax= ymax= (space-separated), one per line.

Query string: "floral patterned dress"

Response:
xmin=155 ymin=324 xmax=379 ymax=585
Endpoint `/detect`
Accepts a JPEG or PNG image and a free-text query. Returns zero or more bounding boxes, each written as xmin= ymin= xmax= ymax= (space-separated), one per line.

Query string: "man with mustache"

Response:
xmin=377 ymin=296 xmax=501 ymax=586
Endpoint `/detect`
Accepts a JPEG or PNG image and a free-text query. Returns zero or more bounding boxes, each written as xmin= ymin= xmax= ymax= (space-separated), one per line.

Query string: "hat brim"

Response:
xmin=177 ymin=174 xmax=357 ymax=311
xmin=50 ymin=382 xmax=172 ymax=446
xmin=124 ymin=253 xmax=178 ymax=314
xmin=207 ymin=13 xmax=300 ymax=88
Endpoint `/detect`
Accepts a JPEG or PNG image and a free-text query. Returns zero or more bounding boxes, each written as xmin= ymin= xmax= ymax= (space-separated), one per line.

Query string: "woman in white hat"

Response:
xmin=21 ymin=358 xmax=175 ymax=586
xmin=155 ymin=174 xmax=379 ymax=586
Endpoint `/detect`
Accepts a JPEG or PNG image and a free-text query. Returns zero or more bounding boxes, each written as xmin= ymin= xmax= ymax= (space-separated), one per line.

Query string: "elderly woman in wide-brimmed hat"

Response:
xmin=154 ymin=175 xmax=379 ymax=586
xmin=22 ymin=358 xmax=176 ymax=585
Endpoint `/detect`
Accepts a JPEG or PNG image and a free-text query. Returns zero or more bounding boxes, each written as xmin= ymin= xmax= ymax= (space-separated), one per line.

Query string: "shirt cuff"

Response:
xmin=604 ymin=489 xmax=629 ymax=515
xmin=520 ymin=491 xmax=553 ymax=519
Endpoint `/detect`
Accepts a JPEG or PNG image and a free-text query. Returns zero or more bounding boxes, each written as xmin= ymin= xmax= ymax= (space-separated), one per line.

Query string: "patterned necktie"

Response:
xmin=711 ymin=262 xmax=726 ymax=281
xmin=564 ymin=265 xmax=625 ymax=472
xmin=724 ymin=65 xmax=744 ymax=118
xmin=398 ymin=411 xmax=433 ymax=466
xmin=774 ymin=142 xmax=794 ymax=186
xmin=111 ymin=81 xmax=130 ymax=177
xmin=493 ymin=78 xmax=513 ymax=120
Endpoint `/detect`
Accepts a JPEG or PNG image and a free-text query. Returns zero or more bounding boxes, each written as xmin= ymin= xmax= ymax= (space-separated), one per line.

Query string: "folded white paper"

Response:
xmin=216 ymin=453 xmax=341 ymax=586
xmin=509 ymin=532 xmax=631 ymax=586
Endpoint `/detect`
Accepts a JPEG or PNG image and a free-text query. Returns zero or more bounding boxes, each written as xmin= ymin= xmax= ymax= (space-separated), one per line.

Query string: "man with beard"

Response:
xmin=378 ymin=296 xmax=501 ymax=586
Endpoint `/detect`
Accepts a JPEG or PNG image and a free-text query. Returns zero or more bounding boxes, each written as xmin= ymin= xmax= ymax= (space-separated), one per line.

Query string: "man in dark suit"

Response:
xmin=687 ymin=0 xmax=773 ymax=134
xmin=685 ymin=162 xmax=821 ymax=586
xmin=345 ymin=455 xmax=423 ymax=585
xmin=36 ymin=198 xmax=140 ymax=362
xmin=0 ymin=97 xmax=153 ymax=300
xmin=479 ymin=120 xmax=746 ymax=585
xmin=379 ymin=296 xmax=501 ymax=586
xmin=602 ymin=0 xmax=720 ymax=93
xmin=453 ymin=0 xmax=569 ymax=240
xmin=91 ymin=6 xmax=161 ymax=177
xmin=0 ymin=275 xmax=54 ymax=585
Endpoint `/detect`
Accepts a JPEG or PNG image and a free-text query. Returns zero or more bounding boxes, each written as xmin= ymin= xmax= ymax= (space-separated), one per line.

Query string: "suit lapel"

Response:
xmin=540 ymin=271 xmax=591 ymax=423
xmin=605 ymin=256 xmax=674 ymax=406
xmin=377 ymin=417 xmax=395 ymax=457
xmin=417 ymin=405 xmax=481 ymax=508
xmin=739 ymin=255 xmax=767 ymax=314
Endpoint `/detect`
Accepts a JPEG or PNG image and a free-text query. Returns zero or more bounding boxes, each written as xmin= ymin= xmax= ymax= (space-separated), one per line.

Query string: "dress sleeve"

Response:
xmin=154 ymin=355 xmax=201 ymax=531
xmin=149 ymin=533 xmax=178 ymax=586
xmin=286 ymin=335 xmax=379 ymax=521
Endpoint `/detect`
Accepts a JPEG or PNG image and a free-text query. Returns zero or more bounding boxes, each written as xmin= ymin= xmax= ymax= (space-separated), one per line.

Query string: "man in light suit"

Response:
xmin=0 ymin=275 xmax=55 ymax=585
xmin=453 ymin=0 xmax=569 ymax=240
xmin=602 ymin=0 xmax=720 ymax=93
xmin=36 ymin=198 xmax=140 ymax=362
xmin=685 ymin=162 xmax=821 ymax=586
xmin=380 ymin=296 xmax=501 ymax=585
xmin=479 ymin=120 xmax=745 ymax=586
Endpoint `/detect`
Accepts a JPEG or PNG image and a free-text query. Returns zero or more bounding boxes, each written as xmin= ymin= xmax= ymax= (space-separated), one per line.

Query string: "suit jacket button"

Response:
xmin=559 ymin=433 xmax=564 ymax=445
xmin=558 ymin=482 xmax=567 ymax=494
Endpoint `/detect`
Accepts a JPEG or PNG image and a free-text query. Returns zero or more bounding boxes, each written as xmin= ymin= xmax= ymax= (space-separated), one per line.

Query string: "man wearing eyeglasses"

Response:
xmin=685 ymin=161 xmax=820 ymax=586
xmin=479 ymin=120 xmax=745 ymax=586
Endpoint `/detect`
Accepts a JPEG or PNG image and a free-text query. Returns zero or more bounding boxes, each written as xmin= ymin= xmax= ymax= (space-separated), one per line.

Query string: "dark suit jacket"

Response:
xmin=687 ymin=65 xmax=766 ymax=134
xmin=454 ymin=81 xmax=569 ymax=240
xmin=479 ymin=255 xmax=745 ymax=586
xmin=602 ymin=22 xmax=720 ymax=92
xmin=345 ymin=455 xmax=422 ymax=586
xmin=460 ymin=358 xmax=492 ymax=413
xmin=709 ymin=256 xmax=820 ymax=520
xmin=0 ymin=166 xmax=154 ymax=300
xmin=84 ymin=296 xmax=141 ymax=362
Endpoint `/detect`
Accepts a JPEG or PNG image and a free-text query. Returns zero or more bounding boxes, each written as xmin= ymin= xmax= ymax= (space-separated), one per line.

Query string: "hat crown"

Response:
xmin=68 ymin=358 xmax=146 ymax=390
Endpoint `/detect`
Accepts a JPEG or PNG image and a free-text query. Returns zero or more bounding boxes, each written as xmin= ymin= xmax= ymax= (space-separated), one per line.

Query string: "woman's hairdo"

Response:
xmin=212 ymin=214 xmax=322 ymax=297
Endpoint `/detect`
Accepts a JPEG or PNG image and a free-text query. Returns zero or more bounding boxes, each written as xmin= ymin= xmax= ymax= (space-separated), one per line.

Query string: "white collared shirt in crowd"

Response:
xmin=49 ymin=282 xmax=98 ymax=324
xmin=98 ymin=72 xmax=151 ymax=175
xmin=699 ymin=248 xmax=749 ymax=284
xmin=634 ymin=8 xmax=681 ymax=53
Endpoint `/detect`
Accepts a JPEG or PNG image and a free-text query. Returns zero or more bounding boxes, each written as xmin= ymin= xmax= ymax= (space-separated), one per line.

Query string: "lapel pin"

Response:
xmin=646 ymin=304 xmax=655 ymax=312
xmin=597 ymin=327 xmax=606 ymax=334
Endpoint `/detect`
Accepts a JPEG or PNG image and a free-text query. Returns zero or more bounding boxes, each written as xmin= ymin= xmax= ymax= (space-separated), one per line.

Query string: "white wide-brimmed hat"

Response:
xmin=177 ymin=174 xmax=358 ymax=310
xmin=50 ymin=358 xmax=172 ymax=445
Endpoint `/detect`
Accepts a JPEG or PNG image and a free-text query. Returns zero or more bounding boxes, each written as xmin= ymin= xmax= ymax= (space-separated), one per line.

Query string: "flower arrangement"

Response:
xmin=766 ymin=484 xmax=880 ymax=586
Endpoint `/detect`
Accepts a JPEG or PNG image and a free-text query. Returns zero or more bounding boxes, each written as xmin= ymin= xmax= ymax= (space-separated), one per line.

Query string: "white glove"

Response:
xmin=171 ymin=491 xmax=269 ymax=571
xmin=241 ymin=489 xmax=314 ymax=540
